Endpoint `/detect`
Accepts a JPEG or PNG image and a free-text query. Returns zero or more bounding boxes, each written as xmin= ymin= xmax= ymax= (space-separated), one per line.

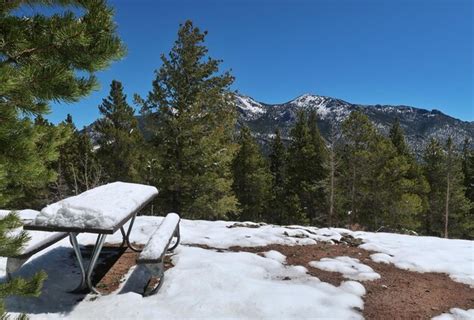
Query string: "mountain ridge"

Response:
xmin=234 ymin=93 xmax=473 ymax=155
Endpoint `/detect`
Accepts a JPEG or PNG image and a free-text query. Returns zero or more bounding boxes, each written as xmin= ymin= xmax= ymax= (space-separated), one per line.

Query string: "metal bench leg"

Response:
xmin=86 ymin=234 xmax=107 ymax=294
xmin=70 ymin=232 xmax=87 ymax=293
xmin=123 ymin=214 xmax=142 ymax=252
xmin=143 ymin=262 xmax=165 ymax=296
xmin=70 ymin=233 xmax=107 ymax=294
xmin=167 ymin=224 xmax=181 ymax=252
xmin=119 ymin=227 xmax=127 ymax=248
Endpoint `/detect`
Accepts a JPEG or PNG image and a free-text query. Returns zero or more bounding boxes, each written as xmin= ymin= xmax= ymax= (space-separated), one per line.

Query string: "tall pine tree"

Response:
xmin=307 ymin=110 xmax=329 ymax=222
xmin=232 ymin=126 xmax=271 ymax=222
xmin=1 ymin=0 xmax=124 ymax=207
xmin=324 ymin=122 xmax=342 ymax=227
xmin=337 ymin=111 xmax=377 ymax=227
xmin=95 ymin=80 xmax=144 ymax=183
xmin=286 ymin=110 xmax=328 ymax=224
xmin=268 ymin=129 xmax=307 ymax=225
xmin=422 ymin=138 xmax=470 ymax=238
xmin=386 ymin=119 xmax=428 ymax=231
xmin=0 ymin=2 xmax=123 ymax=315
xmin=269 ymin=129 xmax=287 ymax=224
xmin=461 ymin=139 xmax=474 ymax=238
xmin=136 ymin=21 xmax=238 ymax=219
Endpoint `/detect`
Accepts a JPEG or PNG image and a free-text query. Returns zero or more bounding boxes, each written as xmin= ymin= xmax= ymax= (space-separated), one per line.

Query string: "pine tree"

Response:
xmin=386 ymin=120 xmax=428 ymax=231
xmin=95 ymin=80 xmax=144 ymax=183
xmin=338 ymin=111 xmax=378 ymax=228
xmin=232 ymin=126 xmax=271 ymax=222
xmin=0 ymin=2 xmax=123 ymax=315
xmin=286 ymin=110 xmax=328 ymax=224
xmin=268 ymin=129 xmax=307 ymax=225
xmin=1 ymin=0 xmax=124 ymax=205
xmin=324 ymin=122 xmax=342 ymax=227
xmin=136 ymin=20 xmax=238 ymax=219
xmin=56 ymin=116 xmax=104 ymax=196
xmin=307 ymin=110 xmax=329 ymax=222
xmin=422 ymin=138 xmax=470 ymax=238
xmin=461 ymin=139 xmax=474 ymax=238
xmin=422 ymin=138 xmax=445 ymax=235
xmin=268 ymin=129 xmax=287 ymax=224
xmin=19 ymin=116 xmax=72 ymax=209
xmin=443 ymin=138 xmax=470 ymax=238
xmin=389 ymin=118 xmax=410 ymax=157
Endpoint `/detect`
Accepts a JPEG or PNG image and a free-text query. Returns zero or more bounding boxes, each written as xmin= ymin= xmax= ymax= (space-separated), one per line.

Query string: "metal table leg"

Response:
xmin=121 ymin=214 xmax=142 ymax=252
xmin=69 ymin=232 xmax=107 ymax=294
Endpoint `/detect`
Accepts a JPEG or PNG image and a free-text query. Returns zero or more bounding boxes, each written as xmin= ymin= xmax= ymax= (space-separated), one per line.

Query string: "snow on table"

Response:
xmin=309 ymin=256 xmax=381 ymax=281
xmin=33 ymin=182 xmax=158 ymax=231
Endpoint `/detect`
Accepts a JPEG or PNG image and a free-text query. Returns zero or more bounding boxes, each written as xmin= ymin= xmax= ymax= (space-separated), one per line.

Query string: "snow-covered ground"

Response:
xmin=1 ymin=211 xmax=473 ymax=319
xmin=309 ymin=257 xmax=381 ymax=281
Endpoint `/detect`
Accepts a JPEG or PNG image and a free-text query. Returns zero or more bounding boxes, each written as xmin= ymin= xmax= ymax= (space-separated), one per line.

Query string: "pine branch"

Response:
xmin=0 ymin=212 xmax=30 ymax=257
xmin=0 ymin=271 xmax=46 ymax=299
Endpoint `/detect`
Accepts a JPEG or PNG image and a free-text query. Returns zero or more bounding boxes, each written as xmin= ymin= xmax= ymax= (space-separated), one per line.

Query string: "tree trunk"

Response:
xmin=444 ymin=170 xmax=450 ymax=238
xmin=350 ymin=165 xmax=356 ymax=225
xmin=329 ymin=150 xmax=335 ymax=227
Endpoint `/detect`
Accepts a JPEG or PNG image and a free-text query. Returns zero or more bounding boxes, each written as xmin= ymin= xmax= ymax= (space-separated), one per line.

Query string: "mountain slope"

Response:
xmin=236 ymin=93 xmax=473 ymax=154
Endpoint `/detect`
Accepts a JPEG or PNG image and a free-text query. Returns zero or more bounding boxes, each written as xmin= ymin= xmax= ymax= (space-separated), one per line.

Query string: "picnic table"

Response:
xmin=24 ymin=182 xmax=158 ymax=294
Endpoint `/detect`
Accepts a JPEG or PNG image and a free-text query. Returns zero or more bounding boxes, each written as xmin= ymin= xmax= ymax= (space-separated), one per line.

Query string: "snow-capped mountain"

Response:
xmin=235 ymin=93 xmax=474 ymax=155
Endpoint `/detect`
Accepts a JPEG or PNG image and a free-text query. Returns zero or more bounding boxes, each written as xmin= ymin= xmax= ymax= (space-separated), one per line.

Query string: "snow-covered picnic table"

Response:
xmin=24 ymin=182 xmax=158 ymax=293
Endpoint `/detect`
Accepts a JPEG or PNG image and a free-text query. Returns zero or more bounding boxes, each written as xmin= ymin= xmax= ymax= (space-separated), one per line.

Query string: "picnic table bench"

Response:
xmin=23 ymin=182 xmax=160 ymax=294
xmin=137 ymin=212 xmax=180 ymax=295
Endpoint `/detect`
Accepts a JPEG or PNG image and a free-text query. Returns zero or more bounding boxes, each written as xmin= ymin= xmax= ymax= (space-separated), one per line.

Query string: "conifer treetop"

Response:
xmin=0 ymin=0 xmax=126 ymax=115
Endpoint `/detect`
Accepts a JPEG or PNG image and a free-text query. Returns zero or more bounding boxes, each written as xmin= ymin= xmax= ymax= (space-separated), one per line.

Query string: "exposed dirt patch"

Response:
xmin=83 ymin=243 xmax=174 ymax=295
xmin=229 ymin=243 xmax=474 ymax=320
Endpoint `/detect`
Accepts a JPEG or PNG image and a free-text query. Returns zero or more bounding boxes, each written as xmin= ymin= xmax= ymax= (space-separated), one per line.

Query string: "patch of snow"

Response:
xmin=370 ymin=253 xmax=393 ymax=264
xmin=289 ymin=94 xmax=334 ymax=119
xmin=33 ymin=182 xmax=158 ymax=230
xmin=309 ymin=256 xmax=381 ymax=281
xmin=263 ymin=250 xmax=286 ymax=263
xmin=340 ymin=281 xmax=366 ymax=296
xmin=354 ymin=232 xmax=474 ymax=287
xmin=432 ymin=308 xmax=474 ymax=320
xmin=179 ymin=220 xmax=338 ymax=248
xmin=236 ymin=95 xmax=265 ymax=115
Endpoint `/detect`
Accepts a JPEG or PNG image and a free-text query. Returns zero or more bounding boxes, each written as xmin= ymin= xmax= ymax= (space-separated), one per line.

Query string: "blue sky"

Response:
xmin=47 ymin=0 xmax=473 ymax=127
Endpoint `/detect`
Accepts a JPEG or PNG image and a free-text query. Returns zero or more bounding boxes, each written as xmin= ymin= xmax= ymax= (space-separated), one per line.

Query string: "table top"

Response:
xmin=24 ymin=182 xmax=158 ymax=234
